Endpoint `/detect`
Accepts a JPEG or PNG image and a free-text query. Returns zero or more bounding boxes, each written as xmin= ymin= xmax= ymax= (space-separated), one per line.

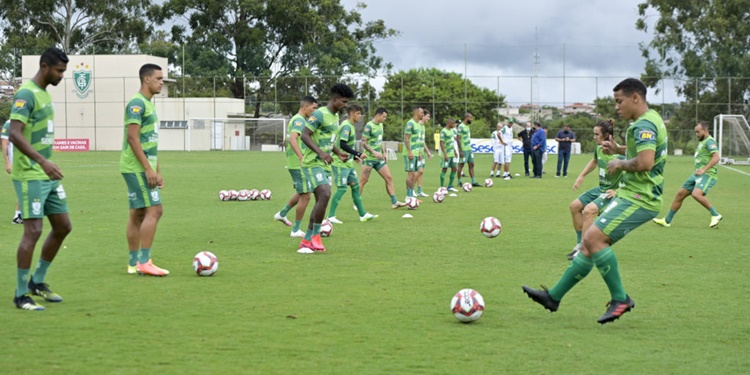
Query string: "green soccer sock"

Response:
xmin=16 ymin=268 xmax=30 ymax=297
xmin=328 ymin=188 xmax=347 ymax=217
xmin=129 ymin=250 xmax=139 ymax=267
xmin=304 ymin=228 xmax=313 ymax=241
xmin=138 ymin=248 xmax=152 ymax=264
xmin=32 ymin=259 xmax=52 ymax=284
xmin=279 ymin=204 xmax=292 ymax=217
xmin=352 ymin=185 xmax=366 ymax=216
xmin=440 ymin=171 xmax=446 ymax=187
xmin=709 ymin=206 xmax=720 ymax=216
xmin=389 ymin=195 xmax=398 ymax=204
xmin=576 ymin=230 xmax=582 ymax=244
xmin=417 ymin=186 xmax=423 ymax=195
xmin=449 ymin=172 xmax=456 ymax=187
xmin=313 ymin=223 xmax=322 ymax=236
xmin=471 ymin=177 xmax=477 ymax=184
xmin=293 ymin=220 xmax=302 ymax=232
xmin=665 ymin=209 xmax=676 ymax=223
xmin=406 ymin=188 xmax=414 ymax=198
xmin=548 ymin=253 xmax=594 ymax=301
xmin=593 ymin=247 xmax=626 ymax=301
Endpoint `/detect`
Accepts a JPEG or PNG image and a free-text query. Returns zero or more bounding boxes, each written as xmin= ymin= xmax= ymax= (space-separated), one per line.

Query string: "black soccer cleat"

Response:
xmin=522 ymin=285 xmax=560 ymax=312
xmin=597 ymin=295 xmax=635 ymax=324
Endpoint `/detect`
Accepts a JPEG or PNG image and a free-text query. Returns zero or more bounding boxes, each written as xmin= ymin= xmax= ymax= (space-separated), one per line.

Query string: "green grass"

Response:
xmin=1 ymin=151 xmax=749 ymax=374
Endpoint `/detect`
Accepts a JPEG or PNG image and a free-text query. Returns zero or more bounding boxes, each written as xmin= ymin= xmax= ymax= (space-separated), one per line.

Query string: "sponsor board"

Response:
xmin=53 ymin=138 xmax=90 ymax=152
xmin=470 ymin=138 xmax=560 ymax=154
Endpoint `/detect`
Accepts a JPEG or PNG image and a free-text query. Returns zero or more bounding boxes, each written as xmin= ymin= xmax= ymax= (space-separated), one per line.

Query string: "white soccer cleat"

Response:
xmin=353 ymin=204 xmax=358 ymax=211
xmin=418 ymin=192 xmax=430 ymax=197
xmin=360 ymin=212 xmax=378 ymax=222
xmin=290 ymin=230 xmax=305 ymax=238
xmin=327 ymin=216 xmax=344 ymax=224
xmin=709 ymin=214 xmax=722 ymax=228
xmin=273 ymin=212 xmax=293 ymax=227
xmin=392 ymin=201 xmax=407 ymax=209
xmin=297 ymin=247 xmax=315 ymax=254
xmin=448 ymin=187 xmax=459 ymax=192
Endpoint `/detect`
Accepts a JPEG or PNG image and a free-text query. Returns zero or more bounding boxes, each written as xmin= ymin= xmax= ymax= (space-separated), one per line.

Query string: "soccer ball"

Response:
xmin=437 ymin=187 xmax=448 ymax=195
xmin=248 ymin=189 xmax=260 ymax=200
xmin=218 ymin=190 xmax=231 ymax=201
xmin=462 ymin=182 xmax=473 ymax=192
xmin=259 ymin=189 xmax=272 ymax=200
xmin=237 ymin=189 xmax=250 ymax=201
xmin=484 ymin=178 xmax=494 ymax=187
xmin=480 ymin=216 xmax=502 ymax=238
xmin=320 ymin=219 xmax=333 ymax=237
xmin=193 ymin=251 xmax=219 ymax=276
xmin=406 ymin=196 xmax=419 ymax=210
xmin=432 ymin=192 xmax=445 ymax=203
xmin=451 ymin=288 xmax=485 ymax=323
xmin=228 ymin=190 xmax=239 ymax=200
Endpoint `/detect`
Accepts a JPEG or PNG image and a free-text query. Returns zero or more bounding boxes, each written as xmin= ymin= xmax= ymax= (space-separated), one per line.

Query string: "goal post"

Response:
xmin=187 ymin=117 xmax=287 ymax=151
xmin=713 ymin=114 xmax=750 ymax=165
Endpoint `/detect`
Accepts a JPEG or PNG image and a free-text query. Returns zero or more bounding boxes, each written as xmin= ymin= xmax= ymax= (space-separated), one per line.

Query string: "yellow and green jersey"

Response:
xmin=415 ymin=122 xmax=426 ymax=157
xmin=594 ymin=145 xmax=625 ymax=191
xmin=302 ymin=107 xmax=339 ymax=170
xmin=285 ymin=114 xmax=308 ymax=170
xmin=695 ymin=136 xmax=718 ymax=179
xmin=332 ymin=120 xmax=356 ymax=168
xmin=362 ymin=121 xmax=383 ymax=159
xmin=402 ymin=119 xmax=420 ymax=156
xmin=9 ymin=80 xmax=55 ymax=181
xmin=120 ymin=93 xmax=159 ymax=173
xmin=457 ymin=123 xmax=472 ymax=151
xmin=440 ymin=127 xmax=457 ymax=158
xmin=617 ymin=109 xmax=667 ymax=211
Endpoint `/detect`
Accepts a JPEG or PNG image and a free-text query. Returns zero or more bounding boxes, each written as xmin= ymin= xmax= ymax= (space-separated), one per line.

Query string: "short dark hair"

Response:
xmin=595 ymin=119 xmax=615 ymax=137
xmin=348 ymin=104 xmax=363 ymax=114
xmin=374 ymin=107 xmax=387 ymax=115
xmin=542 ymin=125 xmax=549 ymax=130
xmin=446 ymin=118 xmax=455 ymax=125
xmin=463 ymin=112 xmax=472 ymax=120
xmin=139 ymin=64 xmax=162 ymax=83
xmin=613 ymin=78 xmax=647 ymax=100
xmin=300 ymin=96 xmax=317 ymax=106
xmin=40 ymin=47 xmax=69 ymax=66
xmin=697 ymin=121 xmax=710 ymax=131
xmin=413 ymin=106 xmax=423 ymax=113
xmin=330 ymin=83 xmax=354 ymax=99
xmin=533 ymin=121 xmax=541 ymax=128
xmin=423 ymin=109 xmax=430 ymax=115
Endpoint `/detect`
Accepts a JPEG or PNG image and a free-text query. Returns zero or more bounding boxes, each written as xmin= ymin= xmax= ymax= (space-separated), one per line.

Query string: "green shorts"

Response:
xmin=417 ymin=155 xmax=426 ymax=170
xmin=577 ymin=186 xmax=604 ymax=206
xmin=13 ymin=179 xmax=68 ymax=219
xmin=122 ymin=172 xmax=162 ymax=209
xmin=301 ymin=166 xmax=331 ymax=190
xmin=403 ymin=155 xmax=418 ymax=172
xmin=682 ymin=174 xmax=717 ymax=195
xmin=440 ymin=157 xmax=458 ymax=169
xmin=363 ymin=158 xmax=387 ymax=171
xmin=332 ymin=165 xmax=359 ymax=187
xmin=288 ymin=168 xmax=310 ymax=194
xmin=594 ymin=197 xmax=658 ymax=244
xmin=590 ymin=194 xmax=614 ymax=212
xmin=459 ymin=150 xmax=474 ymax=164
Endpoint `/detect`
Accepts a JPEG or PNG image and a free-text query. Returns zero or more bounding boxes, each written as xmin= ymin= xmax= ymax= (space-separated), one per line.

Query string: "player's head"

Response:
xmin=412 ymin=106 xmax=424 ymax=121
xmin=695 ymin=121 xmax=710 ymax=141
xmin=613 ymin=78 xmax=648 ymax=121
xmin=526 ymin=121 xmax=532 ymax=129
xmin=463 ymin=112 xmax=473 ymax=124
xmin=446 ymin=118 xmax=456 ymax=128
xmin=139 ymin=64 xmax=164 ymax=95
xmin=594 ymin=119 xmax=615 ymax=145
xmin=329 ymin=83 xmax=354 ymax=112
xmin=299 ymin=96 xmax=318 ymax=117
xmin=347 ymin=104 xmax=363 ymax=123
xmin=39 ymin=47 xmax=69 ymax=87
xmin=497 ymin=122 xmax=503 ymax=130
xmin=373 ymin=107 xmax=388 ymax=123
xmin=422 ymin=109 xmax=430 ymax=123
xmin=542 ymin=125 xmax=548 ymax=133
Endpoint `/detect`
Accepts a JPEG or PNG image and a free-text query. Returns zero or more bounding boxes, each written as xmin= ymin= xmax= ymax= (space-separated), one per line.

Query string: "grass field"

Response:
xmin=1 ymin=151 xmax=749 ymax=374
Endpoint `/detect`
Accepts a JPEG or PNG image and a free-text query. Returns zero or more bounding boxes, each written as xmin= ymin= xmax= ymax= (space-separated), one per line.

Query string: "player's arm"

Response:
xmin=440 ymin=140 xmax=448 ymax=161
xmin=339 ymin=139 xmax=362 ymax=161
xmin=9 ymin=120 xmax=63 ymax=180
xmin=301 ymin=127 xmax=333 ymax=164
xmin=601 ymin=135 xmax=627 ymax=155
xmin=156 ymin=161 xmax=164 ymax=188
xmin=289 ymin=131 xmax=304 ymax=164
xmin=573 ymin=158 xmax=597 ymax=190
xmin=1 ymin=138 xmax=10 ymax=174
xmin=127 ymin=123 xmax=158 ymax=188
xmin=455 ymin=132 xmax=463 ymax=154
xmin=697 ymin=146 xmax=720 ymax=176
xmin=404 ymin=132 xmax=413 ymax=159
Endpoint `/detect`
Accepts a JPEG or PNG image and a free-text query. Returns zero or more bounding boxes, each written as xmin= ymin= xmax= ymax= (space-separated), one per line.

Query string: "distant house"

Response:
xmin=562 ymin=102 xmax=596 ymax=116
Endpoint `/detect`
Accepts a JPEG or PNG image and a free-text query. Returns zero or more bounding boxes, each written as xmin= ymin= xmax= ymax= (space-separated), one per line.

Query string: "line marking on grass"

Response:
xmin=720 ymin=165 xmax=750 ymax=177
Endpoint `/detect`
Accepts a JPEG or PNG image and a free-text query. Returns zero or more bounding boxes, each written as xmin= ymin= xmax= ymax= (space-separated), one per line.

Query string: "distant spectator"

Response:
xmin=517 ymin=121 xmax=534 ymax=176
xmin=531 ymin=122 xmax=546 ymax=178
xmin=555 ymin=124 xmax=576 ymax=177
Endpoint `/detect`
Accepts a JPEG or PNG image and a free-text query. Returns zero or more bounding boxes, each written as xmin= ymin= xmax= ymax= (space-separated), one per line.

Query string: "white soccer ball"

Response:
xmin=480 ymin=216 xmax=502 ymax=238
xmin=218 ymin=190 xmax=231 ymax=201
xmin=437 ymin=187 xmax=448 ymax=195
xmin=259 ymin=189 xmax=272 ymax=200
xmin=193 ymin=251 xmax=219 ymax=276
xmin=451 ymin=288 xmax=485 ymax=323
xmin=228 ymin=190 xmax=239 ymax=200
xmin=237 ymin=189 xmax=250 ymax=201
xmin=484 ymin=178 xmax=494 ymax=187
xmin=406 ymin=196 xmax=419 ymax=210
xmin=320 ymin=219 xmax=333 ymax=237
xmin=462 ymin=182 xmax=473 ymax=192
xmin=248 ymin=189 xmax=260 ymax=200
xmin=432 ymin=192 xmax=445 ymax=203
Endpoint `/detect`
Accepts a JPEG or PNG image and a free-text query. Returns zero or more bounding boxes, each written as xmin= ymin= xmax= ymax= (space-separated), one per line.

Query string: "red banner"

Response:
xmin=53 ymin=138 xmax=90 ymax=152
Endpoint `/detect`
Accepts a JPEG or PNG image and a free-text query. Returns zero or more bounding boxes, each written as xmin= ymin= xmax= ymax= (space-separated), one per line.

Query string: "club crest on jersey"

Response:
xmin=130 ymin=106 xmax=142 ymax=115
xmin=32 ymin=201 xmax=41 ymax=215
xmin=638 ymin=130 xmax=655 ymax=140
xmin=309 ymin=115 xmax=317 ymax=123
xmin=13 ymin=99 xmax=26 ymax=109
xmin=72 ymin=63 xmax=93 ymax=99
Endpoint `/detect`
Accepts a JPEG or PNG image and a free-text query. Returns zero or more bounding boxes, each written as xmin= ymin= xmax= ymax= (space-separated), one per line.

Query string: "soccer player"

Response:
xmin=499 ymin=120 xmax=515 ymax=180
xmin=653 ymin=121 xmax=722 ymax=228
xmin=2 ymin=120 xmax=23 ymax=223
xmin=523 ymin=78 xmax=667 ymax=324
xmin=274 ymin=96 xmax=318 ymax=237
xmin=120 ymin=63 xmax=169 ymax=277
xmin=402 ymin=107 xmax=424 ymax=198
xmin=9 ymin=47 xmax=71 ymax=310
xmin=456 ymin=112 xmax=481 ymax=187
xmin=359 ymin=108 xmax=406 ymax=209
xmin=298 ymin=83 xmax=354 ymax=253
xmin=439 ymin=118 xmax=460 ymax=190
xmin=567 ymin=119 xmax=624 ymax=260
xmin=415 ymin=110 xmax=433 ymax=197
xmin=327 ymin=104 xmax=378 ymax=224
xmin=489 ymin=122 xmax=503 ymax=177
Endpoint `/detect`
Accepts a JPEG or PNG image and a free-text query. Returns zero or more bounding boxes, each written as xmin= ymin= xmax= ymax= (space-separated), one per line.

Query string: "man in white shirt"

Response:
xmin=490 ymin=122 xmax=503 ymax=177
xmin=499 ymin=120 xmax=516 ymax=179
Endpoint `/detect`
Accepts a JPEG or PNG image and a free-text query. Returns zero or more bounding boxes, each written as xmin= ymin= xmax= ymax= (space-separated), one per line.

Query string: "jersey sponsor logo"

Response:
xmin=56 ymin=184 xmax=67 ymax=200
xmin=13 ymin=99 xmax=26 ymax=109
xmin=638 ymin=130 xmax=655 ymax=140
xmin=130 ymin=106 xmax=142 ymax=115
xmin=151 ymin=190 xmax=160 ymax=202
xmin=40 ymin=136 xmax=54 ymax=145
xmin=308 ymin=115 xmax=316 ymax=122
xmin=294 ymin=120 xmax=303 ymax=127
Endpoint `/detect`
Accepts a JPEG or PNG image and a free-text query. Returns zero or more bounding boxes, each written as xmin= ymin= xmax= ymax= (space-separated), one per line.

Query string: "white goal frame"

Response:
xmin=713 ymin=114 xmax=750 ymax=165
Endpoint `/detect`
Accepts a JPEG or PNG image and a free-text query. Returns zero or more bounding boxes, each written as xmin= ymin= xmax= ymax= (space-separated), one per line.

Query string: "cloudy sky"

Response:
xmin=341 ymin=0 xmax=679 ymax=106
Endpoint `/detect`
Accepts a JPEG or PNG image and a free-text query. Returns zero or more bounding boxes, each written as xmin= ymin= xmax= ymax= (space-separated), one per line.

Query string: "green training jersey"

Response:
xmin=362 ymin=121 xmax=383 ymax=159
xmin=285 ymin=114 xmax=308 ymax=170
xmin=120 ymin=93 xmax=159 ymax=173
xmin=617 ymin=109 xmax=667 ymax=211
xmin=440 ymin=127 xmax=457 ymax=158
xmin=695 ymin=135 xmax=718 ymax=179
xmin=1 ymin=120 xmax=9 ymax=139
xmin=301 ymin=107 xmax=338 ymax=169
xmin=402 ymin=119 xmax=420 ymax=156
xmin=332 ymin=120 xmax=356 ymax=168
xmin=415 ymin=122 xmax=426 ymax=157
xmin=9 ymin=80 xmax=55 ymax=181
xmin=594 ymin=145 xmax=625 ymax=191
xmin=457 ymin=123 xmax=472 ymax=151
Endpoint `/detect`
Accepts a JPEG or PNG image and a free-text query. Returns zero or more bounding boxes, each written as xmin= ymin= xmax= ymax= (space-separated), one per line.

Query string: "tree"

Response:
xmin=637 ymin=1 xmax=750 ymax=124
xmin=377 ymin=68 xmax=506 ymax=141
xmin=157 ymin=0 xmax=397 ymax=117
